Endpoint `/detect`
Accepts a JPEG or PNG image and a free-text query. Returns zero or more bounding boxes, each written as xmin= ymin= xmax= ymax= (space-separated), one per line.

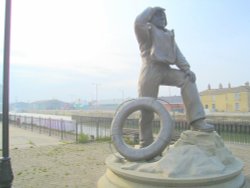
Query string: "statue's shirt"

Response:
xmin=150 ymin=26 xmax=176 ymax=64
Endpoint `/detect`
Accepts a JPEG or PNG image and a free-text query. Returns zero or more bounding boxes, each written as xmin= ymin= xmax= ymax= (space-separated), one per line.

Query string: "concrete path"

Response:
xmin=0 ymin=125 xmax=62 ymax=149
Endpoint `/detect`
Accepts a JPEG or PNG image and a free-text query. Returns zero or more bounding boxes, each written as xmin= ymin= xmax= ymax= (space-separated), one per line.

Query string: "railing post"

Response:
xmin=14 ymin=114 xmax=16 ymax=126
xmin=39 ymin=117 xmax=42 ymax=134
xmin=49 ymin=118 xmax=51 ymax=136
xmin=96 ymin=119 xmax=100 ymax=139
xmin=31 ymin=116 xmax=33 ymax=132
xmin=80 ymin=124 xmax=83 ymax=134
xmin=60 ymin=119 xmax=63 ymax=140
xmin=76 ymin=122 xmax=78 ymax=143
xmin=24 ymin=116 xmax=27 ymax=129
xmin=17 ymin=116 xmax=20 ymax=126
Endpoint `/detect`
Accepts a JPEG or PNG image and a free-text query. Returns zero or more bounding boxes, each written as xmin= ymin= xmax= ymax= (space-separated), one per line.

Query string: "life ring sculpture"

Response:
xmin=111 ymin=97 xmax=174 ymax=161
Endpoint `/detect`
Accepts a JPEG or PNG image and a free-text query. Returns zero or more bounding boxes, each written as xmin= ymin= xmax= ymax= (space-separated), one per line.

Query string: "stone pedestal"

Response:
xmin=97 ymin=131 xmax=247 ymax=188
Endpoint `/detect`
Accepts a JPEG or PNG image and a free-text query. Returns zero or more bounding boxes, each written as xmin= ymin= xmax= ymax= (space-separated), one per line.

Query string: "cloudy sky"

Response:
xmin=0 ymin=0 xmax=250 ymax=103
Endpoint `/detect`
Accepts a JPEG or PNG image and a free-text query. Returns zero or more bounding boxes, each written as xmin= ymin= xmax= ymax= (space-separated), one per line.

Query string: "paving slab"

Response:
xmin=226 ymin=143 xmax=250 ymax=187
xmin=0 ymin=125 xmax=62 ymax=150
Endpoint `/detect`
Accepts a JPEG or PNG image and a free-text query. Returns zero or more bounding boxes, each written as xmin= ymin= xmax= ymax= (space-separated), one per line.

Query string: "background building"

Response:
xmin=200 ymin=82 xmax=250 ymax=112
xmin=159 ymin=96 xmax=185 ymax=113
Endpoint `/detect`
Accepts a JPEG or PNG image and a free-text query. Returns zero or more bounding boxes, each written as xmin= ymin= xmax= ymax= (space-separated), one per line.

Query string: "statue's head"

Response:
xmin=150 ymin=8 xmax=167 ymax=29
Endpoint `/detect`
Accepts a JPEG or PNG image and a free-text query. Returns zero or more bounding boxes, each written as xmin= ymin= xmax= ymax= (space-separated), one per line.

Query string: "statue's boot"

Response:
xmin=190 ymin=119 xmax=215 ymax=132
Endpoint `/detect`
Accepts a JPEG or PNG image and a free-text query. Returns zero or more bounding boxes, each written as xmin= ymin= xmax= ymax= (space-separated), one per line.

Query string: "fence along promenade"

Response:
xmin=9 ymin=114 xmax=77 ymax=141
xmin=4 ymin=114 xmax=250 ymax=144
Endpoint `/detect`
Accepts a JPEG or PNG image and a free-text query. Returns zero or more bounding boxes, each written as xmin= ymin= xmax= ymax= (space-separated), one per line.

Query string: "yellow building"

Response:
xmin=200 ymin=82 xmax=250 ymax=112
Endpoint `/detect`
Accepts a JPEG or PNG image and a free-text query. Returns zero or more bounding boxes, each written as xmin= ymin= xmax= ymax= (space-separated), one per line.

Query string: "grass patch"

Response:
xmin=28 ymin=140 xmax=36 ymax=146
xmin=95 ymin=136 xmax=111 ymax=142
xmin=78 ymin=133 xmax=89 ymax=143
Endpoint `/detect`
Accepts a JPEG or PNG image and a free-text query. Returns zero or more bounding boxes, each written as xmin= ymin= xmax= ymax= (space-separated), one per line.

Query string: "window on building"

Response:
xmin=212 ymin=104 xmax=216 ymax=112
xmin=234 ymin=93 xmax=240 ymax=101
xmin=235 ymin=103 xmax=240 ymax=111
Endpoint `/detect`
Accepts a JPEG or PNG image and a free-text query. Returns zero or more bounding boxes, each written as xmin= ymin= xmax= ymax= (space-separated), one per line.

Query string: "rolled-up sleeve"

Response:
xmin=134 ymin=7 xmax=154 ymax=53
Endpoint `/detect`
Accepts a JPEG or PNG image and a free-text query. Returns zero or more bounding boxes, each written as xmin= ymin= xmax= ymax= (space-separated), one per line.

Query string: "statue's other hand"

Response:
xmin=185 ymin=70 xmax=196 ymax=83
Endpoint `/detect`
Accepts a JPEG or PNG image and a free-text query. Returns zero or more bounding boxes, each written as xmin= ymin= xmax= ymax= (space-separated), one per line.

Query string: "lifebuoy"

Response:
xmin=111 ymin=97 xmax=173 ymax=161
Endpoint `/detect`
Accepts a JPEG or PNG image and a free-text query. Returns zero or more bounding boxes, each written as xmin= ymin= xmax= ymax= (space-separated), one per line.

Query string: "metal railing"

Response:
xmin=9 ymin=115 xmax=77 ymax=141
xmin=4 ymin=114 xmax=250 ymax=144
xmin=73 ymin=115 xmax=250 ymax=144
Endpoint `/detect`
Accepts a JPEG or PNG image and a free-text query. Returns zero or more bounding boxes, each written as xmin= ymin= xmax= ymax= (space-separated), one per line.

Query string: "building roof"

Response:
xmin=200 ymin=85 xmax=250 ymax=96
xmin=159 ymin=96 xmax=183 ymax=104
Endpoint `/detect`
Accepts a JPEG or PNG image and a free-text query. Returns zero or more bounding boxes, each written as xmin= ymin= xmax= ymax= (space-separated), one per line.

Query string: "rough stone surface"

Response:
xmin=98 ymin=131 xmax=246 ymax=187
xmin=120 ymin=131 xmax=242 ymax=178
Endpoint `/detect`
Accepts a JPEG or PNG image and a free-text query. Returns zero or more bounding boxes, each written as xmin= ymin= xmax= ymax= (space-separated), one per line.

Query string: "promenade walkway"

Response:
xmin=0 ymin=125 xmax=63 ymax=150
xmin=227 ymin=143 xmax=250 ymax=187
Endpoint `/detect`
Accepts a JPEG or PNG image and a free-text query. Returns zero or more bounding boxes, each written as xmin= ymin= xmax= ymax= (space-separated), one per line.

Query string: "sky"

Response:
xmin=0 ymin=0 xmax=250 ymax=103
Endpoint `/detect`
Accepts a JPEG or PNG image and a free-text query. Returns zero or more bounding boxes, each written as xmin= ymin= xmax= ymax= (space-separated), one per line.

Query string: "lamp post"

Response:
xmin=0 ymin=0 xmax=14 ymax=187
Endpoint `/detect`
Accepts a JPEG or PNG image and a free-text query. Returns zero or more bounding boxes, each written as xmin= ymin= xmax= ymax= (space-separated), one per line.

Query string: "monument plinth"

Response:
xmin=97 ymin=131 xmax=246 ymax=188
